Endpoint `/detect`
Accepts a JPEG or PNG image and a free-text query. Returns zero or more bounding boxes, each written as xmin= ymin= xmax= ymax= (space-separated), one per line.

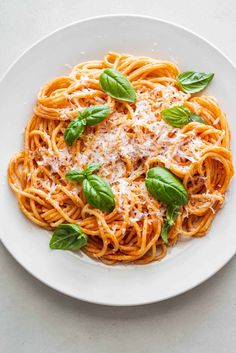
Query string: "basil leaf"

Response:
xmin=146 ymin=167 xmax=187 ymax=245
xmin=50 ymin=224 xmax=88 ymax=250
xmin=66 ymin=169 xmax=86 ymax=182
xmin=64 ymin=105 xmax=110 ymax=145
xmin=82 ymin=174 xmax=115 ymax=212
xmin=65 ymin=164 xmax=116 ymax=212
xmin=189 ymin=113 xmax=206 ymax=124
xmin=161 ymin=205 xmax=179 ymax=244
xmin=161 ymin=106 xmax=191 ymax=128
xmin=145 ymin=166 xmax=188 ymax=206
xmin=166 ymin=204 xmax=180 ymax=226
xmin=161 ymin=106 xmax=206 ymax=128
xmin=66 ymin=163 xmax=102 ymax=182
xmin=177 ymin=71 xmax=214 ymax=93
xmin=84 ymin=163 xmax=102 ymax=176
xmin=78 ymin=105 xmax=111 ymax=126
xmin=99 ymin=68 xmax=136 ymax=103
xmin=64 ymin=119 xmax=84 ymax=146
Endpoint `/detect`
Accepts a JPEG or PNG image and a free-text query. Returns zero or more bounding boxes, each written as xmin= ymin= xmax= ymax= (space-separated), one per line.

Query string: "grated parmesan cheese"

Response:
xmin=213 ymin=117 xmax=220 ymax=126
xmin=74 ymin=84 xmax=212 ymax=216
xmin=36 ymin=148 xmax=72 ymax=174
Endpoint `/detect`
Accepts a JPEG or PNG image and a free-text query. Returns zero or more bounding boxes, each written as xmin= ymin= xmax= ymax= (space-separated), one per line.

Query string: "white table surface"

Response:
xmin=1 ymin=1 xmax=236 ymax=352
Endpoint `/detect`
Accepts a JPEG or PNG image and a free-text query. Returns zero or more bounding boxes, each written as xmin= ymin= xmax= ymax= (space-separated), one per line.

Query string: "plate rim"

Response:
xmin=1 ymin=14 xmax=235 ymax=306
xmin=1 ymin=14 xmax=236 ymax=82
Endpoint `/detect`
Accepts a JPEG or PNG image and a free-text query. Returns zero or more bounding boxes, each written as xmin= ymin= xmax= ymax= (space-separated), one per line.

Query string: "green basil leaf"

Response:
xmin=146 ymin=167 xmax=187 ymax=245
xmin=161 ymin=205 xmax=180 ymax=244
xmin=145 ymin=166 xmax=188 ymax=206
xmin=84 ymin=163 xmax=102 ymax=176
xmin=160 ymin=222 xmax=170 ymax=245
xmin=50 ymin=224 xmax=88 ymax=250
xmin=78 ymin=105 xmax=111 ymax=126
xmin=82 ymin=174 xmax=115 ymax=212
xmin=189 ymin=113 xmax=206 ymax=124
xmin=161 ymin=106 xmax=191 ymax=128
xmin=99 ymin=68 xmax=136 ymax=103
xmin=65 ymin=163 xmax=115 ymax=212
xmin=66 ymin=169 xmax=86 ymax=182
xmin=177 ymin=71 xmax=214 ymax=93
xmin=64 ymin=119 xmax=84 ymax=146
xmin=166 ymin=204 xmax=180 ymax=226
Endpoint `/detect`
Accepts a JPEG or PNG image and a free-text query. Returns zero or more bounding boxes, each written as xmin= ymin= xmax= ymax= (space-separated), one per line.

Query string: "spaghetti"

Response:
xmin=8 ymin=52 xmax=234 ymax=264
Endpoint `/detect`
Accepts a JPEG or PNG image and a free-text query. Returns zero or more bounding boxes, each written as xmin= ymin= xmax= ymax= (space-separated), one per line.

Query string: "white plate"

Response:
xmin=0 ymin=15 xmax=235 ymax=306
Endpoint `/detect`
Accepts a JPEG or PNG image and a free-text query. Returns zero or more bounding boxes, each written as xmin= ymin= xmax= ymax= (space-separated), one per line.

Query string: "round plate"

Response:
xmin=0 ymin=15 xmax=235 ymax=306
